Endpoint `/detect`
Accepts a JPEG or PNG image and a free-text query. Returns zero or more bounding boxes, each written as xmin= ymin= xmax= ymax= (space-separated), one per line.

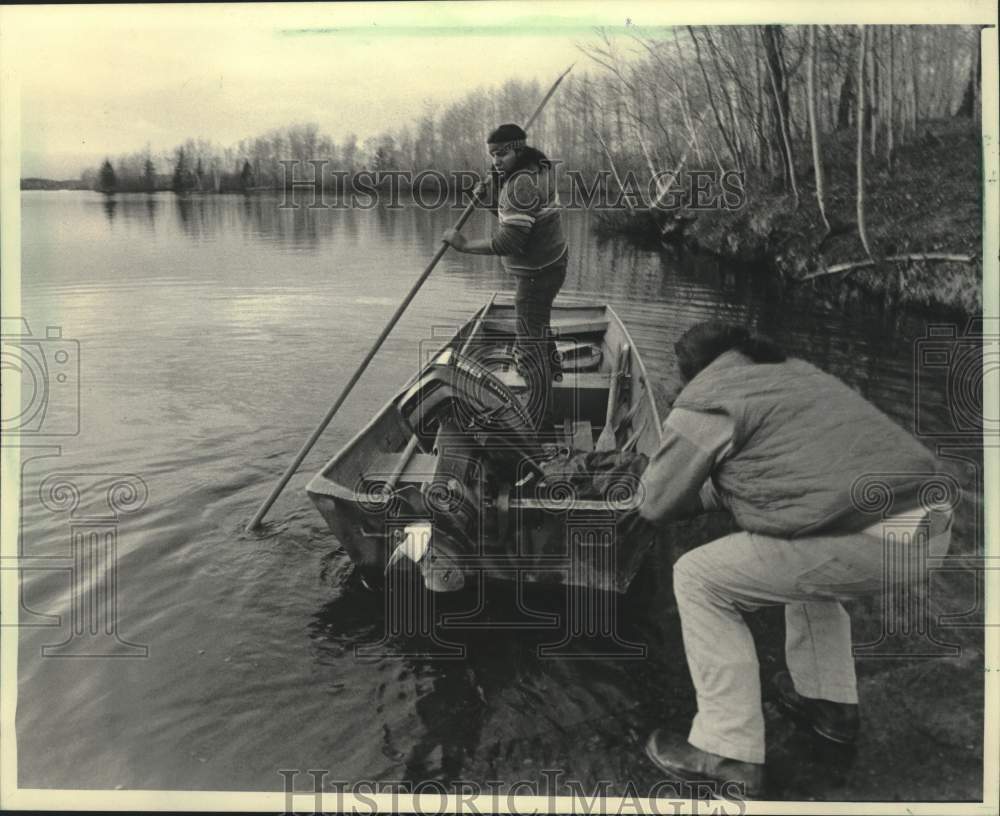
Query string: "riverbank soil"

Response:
xmin=432 ymin=507 xmax=983 ymax=803
xmin=648 ymin=515 xmax=984 ymax=803
xmin=678 ymin=118 xmax=983 ymax=314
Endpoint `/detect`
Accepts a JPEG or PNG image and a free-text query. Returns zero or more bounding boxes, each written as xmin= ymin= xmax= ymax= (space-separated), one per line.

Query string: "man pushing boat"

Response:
xmin=637 ymin=321 xmax=953 ymax=799
xmin=442 ymin=123 xmax=567 ymax=428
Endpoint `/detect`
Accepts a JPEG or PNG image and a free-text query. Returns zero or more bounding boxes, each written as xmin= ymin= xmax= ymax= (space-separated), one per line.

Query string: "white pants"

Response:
xmin=673 ymin=511 xmax=952 ymax=764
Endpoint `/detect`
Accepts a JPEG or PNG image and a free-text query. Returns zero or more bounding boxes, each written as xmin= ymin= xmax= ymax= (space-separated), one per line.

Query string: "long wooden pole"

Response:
xmin=246 ymin=65 xmax=574 ymax=532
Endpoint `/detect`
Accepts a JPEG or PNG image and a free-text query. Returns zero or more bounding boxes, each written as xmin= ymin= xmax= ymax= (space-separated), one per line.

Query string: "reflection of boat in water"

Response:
xmin=306 ymin=298 xmax=663 ymax=594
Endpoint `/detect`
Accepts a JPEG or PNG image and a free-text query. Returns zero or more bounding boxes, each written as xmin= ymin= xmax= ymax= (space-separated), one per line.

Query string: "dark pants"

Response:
xmin=513 ymin=256 xmax=567 ymax=428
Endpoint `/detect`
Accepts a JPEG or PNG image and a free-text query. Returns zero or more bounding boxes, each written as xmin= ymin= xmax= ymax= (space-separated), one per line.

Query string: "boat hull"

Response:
xmin=306 ymin=299 xmax=663 ymax=593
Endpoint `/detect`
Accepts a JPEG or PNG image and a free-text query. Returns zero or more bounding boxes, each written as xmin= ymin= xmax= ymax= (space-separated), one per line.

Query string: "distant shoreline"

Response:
xmin=20 ymin=178 xmax=90 ymax=191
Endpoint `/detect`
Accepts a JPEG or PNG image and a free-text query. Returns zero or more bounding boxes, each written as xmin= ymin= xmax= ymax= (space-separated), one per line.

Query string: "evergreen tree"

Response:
xmin=98 ymin=159 xmax=117 ymax=193
xmin=340 ymin=133 xmax=358 ymax=173
xmin=143 ymin=157 xmax=157 ymax=192
xmin=172 ymin=148 xmax=196 ymax=193
xmin=240 ymin=160 xmax=255 ymax=191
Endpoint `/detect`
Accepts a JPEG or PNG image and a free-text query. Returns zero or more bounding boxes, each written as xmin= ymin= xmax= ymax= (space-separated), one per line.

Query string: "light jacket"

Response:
xmin=640 ymin=351 xmax=940 ymax=537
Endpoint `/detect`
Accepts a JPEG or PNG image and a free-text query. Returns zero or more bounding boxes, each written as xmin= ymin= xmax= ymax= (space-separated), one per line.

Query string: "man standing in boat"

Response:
xmin=442 ymin=123 xmax=567 ymax=428
xmin=637 ymin=321 xmax=953 ymax=799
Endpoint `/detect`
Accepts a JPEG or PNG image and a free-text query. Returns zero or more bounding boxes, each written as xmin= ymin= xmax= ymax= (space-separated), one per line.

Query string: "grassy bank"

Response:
xmin=638 ymin=119 xmax=983 ymax=314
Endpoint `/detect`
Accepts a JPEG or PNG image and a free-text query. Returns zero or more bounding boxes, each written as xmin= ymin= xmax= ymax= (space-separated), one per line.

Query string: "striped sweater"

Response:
xmin=490 ymin=164 xmax=567 ymax=274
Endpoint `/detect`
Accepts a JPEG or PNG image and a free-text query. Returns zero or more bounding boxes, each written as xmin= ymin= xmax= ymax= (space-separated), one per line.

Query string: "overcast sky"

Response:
xmin=3 ymin=1 xmax=992 ymax=178
xmin=7 ymin=3 xmax=604 ymax=178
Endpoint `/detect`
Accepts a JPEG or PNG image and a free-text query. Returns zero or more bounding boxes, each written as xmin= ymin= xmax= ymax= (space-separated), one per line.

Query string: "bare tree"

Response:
xmin=593 ymin=127 xmax=638 ymax=212
xmin=762 ymin=25 xmax=799 ymax=205
xmin=807 ymin=26 xmax=831 ymax=233
xmin=886 ymin=26 xmax=895 ymax=172
xmin=868 ymin=27 xmax=878 ymax=157
xmin=956 ymin=27 xmax=982 ymax=120
xmin=856 ymin=26 xmax=873 ymax=258
xmin=688 ymin=27 xmax=742 ymax=170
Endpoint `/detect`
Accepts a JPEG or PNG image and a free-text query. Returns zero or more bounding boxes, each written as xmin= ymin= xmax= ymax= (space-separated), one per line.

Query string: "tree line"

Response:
xmin=85 ymin=23 xmax=981 ymax=218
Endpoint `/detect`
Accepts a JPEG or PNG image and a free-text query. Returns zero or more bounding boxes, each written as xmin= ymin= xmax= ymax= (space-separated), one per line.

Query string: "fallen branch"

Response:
xmin=592 ymin=128 xmax=637 ymax=213
xmin=800 ymin=253 xmax=976 ymax=282
xmin=650 ymin=119 xmax=703 ymax=210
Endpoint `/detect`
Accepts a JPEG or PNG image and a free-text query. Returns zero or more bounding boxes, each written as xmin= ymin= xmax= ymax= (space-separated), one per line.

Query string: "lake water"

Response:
xmin=12 ymin=191 xmax=983 ymax=798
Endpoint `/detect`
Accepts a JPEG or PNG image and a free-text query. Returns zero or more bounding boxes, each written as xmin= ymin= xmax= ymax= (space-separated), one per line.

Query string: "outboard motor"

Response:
xmin=424 ymin=415 xmax=482 ymax=540
xmin=397 ymin=347 xmax=544 ymax=477
xmin=384 ymin=521 xmax=466 ymax=593
xmin=387 ymin=348 xmax=546 ymax=591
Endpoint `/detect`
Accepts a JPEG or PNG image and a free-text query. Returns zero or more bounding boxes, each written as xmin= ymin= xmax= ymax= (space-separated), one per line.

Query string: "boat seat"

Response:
xmin=480 ymin=317 xmax=609 ymax=339
xmin=369 ymin=452 xmax=439 ymax=485
xmin=491 ymin=370 xmax=616 ymax=426
xmin=551 ymin=318 xmax=610 ymax=337
xmin=555 ymin=372 xmax=613 ymax=389
xmin=495 ymin=370 xmax=613 ymax=389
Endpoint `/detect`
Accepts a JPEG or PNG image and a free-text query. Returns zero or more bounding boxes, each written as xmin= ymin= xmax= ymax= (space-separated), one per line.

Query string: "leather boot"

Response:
xmin=772 ymin=670 xmax=859 ymax=744
xmin=645 ymin=729 xmax=765 ymax=800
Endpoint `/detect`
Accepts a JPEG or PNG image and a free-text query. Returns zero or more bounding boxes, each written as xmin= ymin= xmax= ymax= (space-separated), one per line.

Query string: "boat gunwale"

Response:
xmin=605 ymin=302 xmax=664 ymax=446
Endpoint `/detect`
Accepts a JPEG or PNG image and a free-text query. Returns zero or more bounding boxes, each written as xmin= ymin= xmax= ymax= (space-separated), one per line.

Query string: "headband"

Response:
xmin=487 ymin=139 xmax=526 ymax=152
